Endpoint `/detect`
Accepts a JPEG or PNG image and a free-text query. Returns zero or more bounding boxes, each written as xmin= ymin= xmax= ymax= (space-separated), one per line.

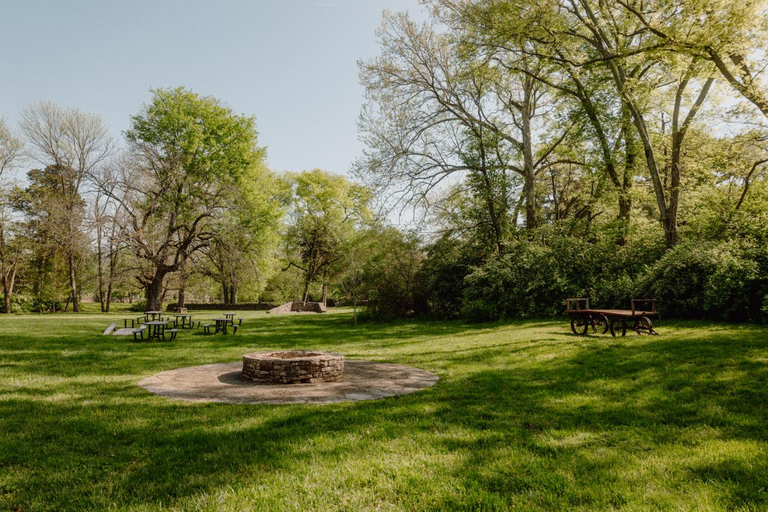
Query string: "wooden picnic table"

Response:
xmin=222 ymin=312 xmax=236 ymax=324
xmin=565 ymin=298 xmax=658 ymax=337
xmin=173 ymin=314 xmax=194 ymax=329
xmin=144 ymin=320 xmax=169 ymax=340
xmin=145 ymin=311 xmax=162 ymax=321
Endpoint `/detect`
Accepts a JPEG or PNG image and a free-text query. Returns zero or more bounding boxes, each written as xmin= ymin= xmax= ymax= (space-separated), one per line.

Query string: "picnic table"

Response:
xmin=145 ymin=311 xmax=163 ymax=321
xmin=144 ymin=320 xmax=169 ymax=340
xmin=173 ymin=314 xmax=194 ymax=329
xmin=213 ymin=318 xmax=230 ymax=334
xmin=222 ymin=312 xmax=236 ymax=324
xmin=565 ymin=298 xmax=659 ymax=337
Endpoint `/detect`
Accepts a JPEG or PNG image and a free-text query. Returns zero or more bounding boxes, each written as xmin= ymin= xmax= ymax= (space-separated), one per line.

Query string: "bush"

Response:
xmin=637 ymin=240 xmax=768 ymax=321
xmin=128 ymin=300 xmax=148 ymax=313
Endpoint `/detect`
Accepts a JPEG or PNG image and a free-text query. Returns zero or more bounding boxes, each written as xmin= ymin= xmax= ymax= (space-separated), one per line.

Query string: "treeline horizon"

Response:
xmin=3 ymin=0 xmax=768 ymax=322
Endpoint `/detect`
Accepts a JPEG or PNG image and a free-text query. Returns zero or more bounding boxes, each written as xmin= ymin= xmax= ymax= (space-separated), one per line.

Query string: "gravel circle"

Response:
xmin=138 ymin=360 xmax=439 ymax=404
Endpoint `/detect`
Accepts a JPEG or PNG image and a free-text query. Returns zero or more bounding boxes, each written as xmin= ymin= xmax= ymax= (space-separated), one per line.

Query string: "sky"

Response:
xmin=0 ymin=0 xmax=428 ymax=177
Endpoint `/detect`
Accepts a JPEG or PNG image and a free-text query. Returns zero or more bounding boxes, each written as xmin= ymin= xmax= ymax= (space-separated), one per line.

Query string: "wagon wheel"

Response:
xmin=610 ymin=317 xmax=627 ymax=337
xmin=570 ymin=314 xmax=589 ymax=335
xmin=634 ymin=316 xmax=656 ymax=335
xmin=592 ymin=312 xmax=610 ymax=334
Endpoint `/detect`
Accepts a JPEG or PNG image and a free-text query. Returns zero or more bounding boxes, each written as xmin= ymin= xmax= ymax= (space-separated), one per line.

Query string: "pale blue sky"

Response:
xmin=0 ymin=0 xmax=426 ymax=176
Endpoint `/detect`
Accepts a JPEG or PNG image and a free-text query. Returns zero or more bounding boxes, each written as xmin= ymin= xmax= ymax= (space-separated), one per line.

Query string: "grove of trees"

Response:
xmin=2 ymin=0 xmax=768 ymax=322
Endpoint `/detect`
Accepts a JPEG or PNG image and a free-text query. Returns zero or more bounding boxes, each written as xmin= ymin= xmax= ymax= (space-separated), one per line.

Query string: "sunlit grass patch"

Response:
xmin=0 ymin=310 xmax=767 ymax=510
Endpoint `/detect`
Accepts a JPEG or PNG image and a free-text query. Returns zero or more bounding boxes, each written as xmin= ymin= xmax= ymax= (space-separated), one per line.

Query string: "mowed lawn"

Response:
xmin=1 ymin=309 xmax=767 ymax=511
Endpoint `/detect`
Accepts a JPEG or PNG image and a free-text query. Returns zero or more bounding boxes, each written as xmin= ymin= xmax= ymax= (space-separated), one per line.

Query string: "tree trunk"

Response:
xmin=68 ymin=246 xmax=79 ymax=313
xmin=231 ymin=282 xmax=238 ymax=306
xmin=222 ymin=281 xmax=230 ymax=306
xmin=521 ymin=76 xmax=537 ymax=230
xmin=2 ymin=266 xmax=15 ymax=314
xmin=96 ymin=225 xmax=105 ymax=312
xmin=145 ymin=273 xmax=167 ymax=312
xmin=302 ymin=274 xmax=312 ymax=304
xmin=105 ymin=281 xmax=113 ymax=313
xmin=618 ymin=104 xmax=636 ymax=246
xmin=321 ymin=268 xmax=328 ymax=307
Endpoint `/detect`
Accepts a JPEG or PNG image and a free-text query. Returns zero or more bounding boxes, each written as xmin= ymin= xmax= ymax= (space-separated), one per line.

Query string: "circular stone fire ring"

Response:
xmin=242 ymin=350 xmax=344 ymax=384
xmin=138 ymin=360 xmax=439 ymax=404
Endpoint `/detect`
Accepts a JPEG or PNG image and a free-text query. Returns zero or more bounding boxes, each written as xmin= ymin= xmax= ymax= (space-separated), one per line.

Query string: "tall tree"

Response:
xmin=105 ymin=88 xmax=266 ymax=311
xmin=356 ymin=11 xmax=572 ymax=231
xmin=19 ymin=102 xmax=112 ymax=311
xmin=285 ymin=169 xmax=370 ymax=305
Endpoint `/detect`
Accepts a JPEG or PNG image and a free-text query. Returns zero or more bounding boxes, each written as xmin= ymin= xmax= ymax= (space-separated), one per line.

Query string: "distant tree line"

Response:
xmin=3 ymin=0 xmax=768 ymax=322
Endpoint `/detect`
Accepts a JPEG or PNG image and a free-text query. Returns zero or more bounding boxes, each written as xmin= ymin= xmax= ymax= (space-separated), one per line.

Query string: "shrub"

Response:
xmin=128 ymin=300 xmax=148 ymax=313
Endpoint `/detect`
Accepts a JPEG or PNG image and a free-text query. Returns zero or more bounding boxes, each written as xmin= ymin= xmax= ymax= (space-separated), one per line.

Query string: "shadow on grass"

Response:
xmin=1 ymin=315 xmax=767 ymax=509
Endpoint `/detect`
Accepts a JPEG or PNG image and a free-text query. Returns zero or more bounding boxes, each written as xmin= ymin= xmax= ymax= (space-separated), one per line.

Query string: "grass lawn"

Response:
xmin=1 ymin=309 xmax=767 ymax=511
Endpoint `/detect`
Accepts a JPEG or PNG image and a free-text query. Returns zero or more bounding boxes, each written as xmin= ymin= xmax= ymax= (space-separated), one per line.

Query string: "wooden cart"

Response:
xmin=565 ymin=298 xmax=659 ymax=336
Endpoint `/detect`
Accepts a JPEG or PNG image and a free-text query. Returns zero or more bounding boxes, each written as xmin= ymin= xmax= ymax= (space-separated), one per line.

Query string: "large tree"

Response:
xmin=107 ymin=87 xmax=267 ymax=311
xmin=285 ymin=169 xmax=370 ymax=305
xmin=356 ymin=11 xmax=573 ymax=232
xmin=19 ymin=102 xmax=112 ymax=311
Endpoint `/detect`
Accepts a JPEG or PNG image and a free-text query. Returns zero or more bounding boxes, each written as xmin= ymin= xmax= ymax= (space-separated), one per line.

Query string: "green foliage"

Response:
xmin=638 ymin=240 xmax=768 ymax=321
xmin=360 ymin=228 xmax=426 ymax=318
xmin=128 ymin=300 xmax=148 ymax=313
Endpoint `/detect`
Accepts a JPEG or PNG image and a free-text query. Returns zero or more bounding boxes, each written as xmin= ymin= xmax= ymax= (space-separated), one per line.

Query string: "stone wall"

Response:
xmin=267 ymin=301 xmax=327 ymax=314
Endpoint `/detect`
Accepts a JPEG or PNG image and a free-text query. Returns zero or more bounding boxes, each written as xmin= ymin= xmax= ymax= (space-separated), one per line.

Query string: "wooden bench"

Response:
xmin=165 ymin=328 xmax=179 ymax=341
xmin=202 ymin=323 xmax=211 ymax=334
xmin=103 ymin=323 xmax=118 ymax=335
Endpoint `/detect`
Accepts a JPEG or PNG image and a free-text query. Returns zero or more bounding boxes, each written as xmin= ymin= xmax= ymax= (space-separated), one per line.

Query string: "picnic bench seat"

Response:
xmin=202 ymin=323 xmax=211 ymax=334
xmin=232 ymin=325 xmax=238 ymax=335
xmin=132 ymin=324 xmax=148 ymax=342
xmin=165 ymin=328 xmax=179 ymax=341
xmin=103 ymin=323 xmax=117 ymax=335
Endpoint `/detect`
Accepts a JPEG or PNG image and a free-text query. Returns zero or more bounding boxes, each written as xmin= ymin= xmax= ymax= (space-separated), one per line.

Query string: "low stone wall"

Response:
xmin=267 ymin=302 xmax=294 ymax=314
xmin=267 ymin=301 xmax=327 ymax=314
xmin=241 ymin=351 xmax=344 ymax=384
xmin=291 ymin=302 xmax=327 ymax=313
xmin=168 ymin=303 xmax=276 ymax=312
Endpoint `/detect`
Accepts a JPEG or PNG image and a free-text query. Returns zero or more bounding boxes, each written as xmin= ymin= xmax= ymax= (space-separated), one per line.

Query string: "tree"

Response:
xmin=356 ymin=11 xmax=572 ymax=231
xmin=613 ymin=0 xmax=768 ymax=119
xmin=19 ymin=101 xmax=112 ymax=311
xmin=105 ymin=88 xmax=267 ymax=311
xmin=197 ymin=167 xmax=284 ymax=306
xmin=0 ymin=118 xmax=23 ymax=178
xmin=0 ymin=119 xmax=23 ymax=313
xmin=285 ymin=169 xmax=370 ymax=305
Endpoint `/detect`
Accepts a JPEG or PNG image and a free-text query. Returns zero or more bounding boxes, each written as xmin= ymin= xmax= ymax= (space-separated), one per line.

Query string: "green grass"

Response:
xmin=1 ymin=309 xmax=767 ymax=511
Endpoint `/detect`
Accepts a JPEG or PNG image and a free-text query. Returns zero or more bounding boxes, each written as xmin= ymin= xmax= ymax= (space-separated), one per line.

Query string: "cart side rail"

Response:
xmin=631 ymin=298 xmax=657 ymax=316
xmin=566 ymin=298 xmax=589 ymax=311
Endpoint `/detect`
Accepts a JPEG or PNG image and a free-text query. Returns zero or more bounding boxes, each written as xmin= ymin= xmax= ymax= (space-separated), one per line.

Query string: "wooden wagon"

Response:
xmin=565 ymin=298 xmax=659 ymax=336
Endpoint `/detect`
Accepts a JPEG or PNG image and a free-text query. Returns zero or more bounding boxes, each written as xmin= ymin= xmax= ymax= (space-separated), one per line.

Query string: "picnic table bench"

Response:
xmin=565 ymin=298 xmax=659 ymax=337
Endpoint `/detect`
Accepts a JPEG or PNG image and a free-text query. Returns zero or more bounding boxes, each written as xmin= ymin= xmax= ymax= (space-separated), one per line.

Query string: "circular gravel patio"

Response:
xmin=138 ymin=360 xmax=439 ymax=404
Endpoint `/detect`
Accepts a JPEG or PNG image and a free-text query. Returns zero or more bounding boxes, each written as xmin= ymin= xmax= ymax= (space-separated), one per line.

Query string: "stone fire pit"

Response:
xmin=242 ymin=350 xmax=344 ymax=384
